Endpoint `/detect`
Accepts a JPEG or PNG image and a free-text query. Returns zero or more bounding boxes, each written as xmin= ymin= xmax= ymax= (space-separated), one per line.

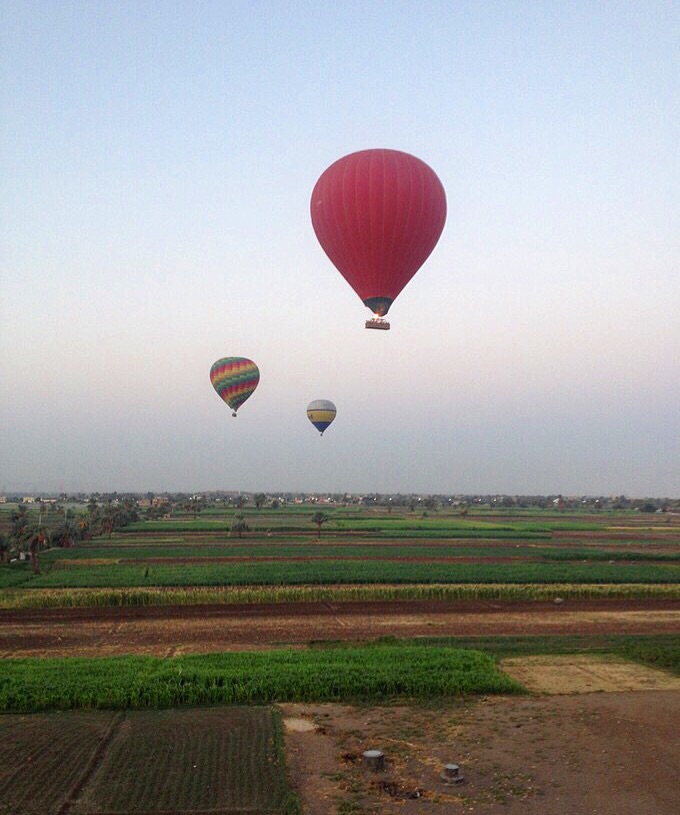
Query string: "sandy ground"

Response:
xmin=283 ymin=664 xmax=680 ymax=814
xmin=1 ymin=599 xmax=678 ymax=657
xmin=501 ymin=654 xmax=680 ymax=693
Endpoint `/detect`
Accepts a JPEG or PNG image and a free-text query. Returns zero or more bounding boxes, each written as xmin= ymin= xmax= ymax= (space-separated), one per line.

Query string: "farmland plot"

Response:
xmin=0 ymin=707 xmax=298 ymax=815
xmin=0 ymin=711 xmax=118 ymax=815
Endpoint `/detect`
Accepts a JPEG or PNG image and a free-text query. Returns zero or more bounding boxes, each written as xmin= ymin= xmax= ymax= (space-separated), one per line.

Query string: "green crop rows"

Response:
xmin=39 ymin=542 xmax=680 ymax=562
xmin=18 ymin=559 xmax=680 ymax=588
xmin=120 ymin=522 xmax=552 ymax=539
xmin=70 ymin=707 xmax=299 ymax=814
xmin=0 ymin=711 xmax=119 ymax=815
xmin=313 ymin=634 xmax=680 ymax=676
xmin=0 ymin=566 xmax=34 ymax=588
xmin=0 ymin=646 xmax=521 ymax=712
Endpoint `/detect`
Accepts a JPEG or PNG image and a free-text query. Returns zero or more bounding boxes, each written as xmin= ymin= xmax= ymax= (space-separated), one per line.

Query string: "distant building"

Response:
xmin=0 ymin=496 xmax=6 ymax=504
xmin=22 ymin=496 xmax=36 ymax=504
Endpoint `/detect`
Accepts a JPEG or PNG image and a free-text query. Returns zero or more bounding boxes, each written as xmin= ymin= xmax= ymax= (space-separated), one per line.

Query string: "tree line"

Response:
xmin=0 ymin=500 xmax=139 ymax=574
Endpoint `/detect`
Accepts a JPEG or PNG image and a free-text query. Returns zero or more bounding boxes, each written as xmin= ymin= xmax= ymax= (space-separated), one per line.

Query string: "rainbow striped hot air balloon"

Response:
xmin=210 ymin=357 xmax=260 ymax=417
xmin=306 ymin=399 xmax=337 ymax=436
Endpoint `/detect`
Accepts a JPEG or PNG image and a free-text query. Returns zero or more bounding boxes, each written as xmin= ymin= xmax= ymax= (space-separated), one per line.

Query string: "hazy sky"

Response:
xmin=1 ymin=1 xmax=678 ymax=495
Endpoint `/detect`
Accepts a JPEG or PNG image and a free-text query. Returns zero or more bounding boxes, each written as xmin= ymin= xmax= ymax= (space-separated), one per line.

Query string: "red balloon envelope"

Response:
xmin=310 ymin=149 xmax=446 ymax=321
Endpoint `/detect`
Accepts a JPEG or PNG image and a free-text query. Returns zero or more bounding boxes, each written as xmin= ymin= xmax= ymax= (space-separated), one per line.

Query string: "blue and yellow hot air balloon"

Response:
xmin=210 ymin=357 xmax=260 ymax=417
xmin=307 ymin=399 xmax=337 ymax=436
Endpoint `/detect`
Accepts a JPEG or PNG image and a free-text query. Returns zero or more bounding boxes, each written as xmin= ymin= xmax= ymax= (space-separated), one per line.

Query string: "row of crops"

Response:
xmin=2 ymin=583 xmax=679 ymax=610
xmin=0 ymin=647 xmax=520 ymax=712
xmin=38 ymin=542 xmax=680 ymax=561
xmin=0 ymin=706 xmax=299 ymax=815
xmin=7 ymin=559 xmax=679 ymax=588
xmin=2 ymin=510 xmax=677 ymax=606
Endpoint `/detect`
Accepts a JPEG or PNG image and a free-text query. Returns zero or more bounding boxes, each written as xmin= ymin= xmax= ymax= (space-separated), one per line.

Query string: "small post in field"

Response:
xmin=363 ymin=750 xmax=385 ymax=771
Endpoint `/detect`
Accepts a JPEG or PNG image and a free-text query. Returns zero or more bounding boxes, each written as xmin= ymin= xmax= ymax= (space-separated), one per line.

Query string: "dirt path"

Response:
xmin=1 ymin=599 xmax=678 ymax=657
xmin=284 ymin=687 xmax=680 ymax=814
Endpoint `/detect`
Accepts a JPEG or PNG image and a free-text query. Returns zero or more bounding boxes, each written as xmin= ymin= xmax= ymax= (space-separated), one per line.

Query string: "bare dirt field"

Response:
xmin=284 ymin=683 xmax=680 ymax=814
xmin=501 ymin=654 xmax=680 ymax=693
xmin=1 ymin=599 xmax=678 ymax=657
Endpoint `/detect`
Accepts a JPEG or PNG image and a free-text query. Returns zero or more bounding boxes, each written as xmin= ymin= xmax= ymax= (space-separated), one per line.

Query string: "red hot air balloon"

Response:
xmin=311 ymin=149 xmax=446 ymax=329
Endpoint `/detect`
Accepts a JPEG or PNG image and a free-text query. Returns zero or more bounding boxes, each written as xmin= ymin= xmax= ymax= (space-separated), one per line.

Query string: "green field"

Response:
xmin=2 ymin=504 xmax=678 ymax=603
xmin=0 ymin=646 xmax=520 ymax=712
xmin=339 ymin=633 xmax=680 ymax=673
xmin=2 ymin=635 xmax=678 ymax=714
xmin=17 ymin=559 xmax=680 ymax=588
xmin=38 ymin=541 xmax=680 ymax=561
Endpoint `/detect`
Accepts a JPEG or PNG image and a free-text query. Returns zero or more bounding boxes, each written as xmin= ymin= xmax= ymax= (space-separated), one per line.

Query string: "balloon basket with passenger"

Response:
xmin=365 ymin=316 xmax=390 ymax=330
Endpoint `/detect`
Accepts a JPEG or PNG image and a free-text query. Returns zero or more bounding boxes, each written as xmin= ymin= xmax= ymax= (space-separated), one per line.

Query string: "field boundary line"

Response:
xmin=56 ymin=711 xmax=125 ymax=814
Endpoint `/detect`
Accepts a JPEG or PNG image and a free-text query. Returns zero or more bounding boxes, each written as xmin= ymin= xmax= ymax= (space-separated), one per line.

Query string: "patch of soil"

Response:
xmin=501 ymin=654 xmax=680 ymax=693
xmin=283 ymin=717 xmax=319 ymax=733
xmin=283 ymin=689 xmax=680 ymax=814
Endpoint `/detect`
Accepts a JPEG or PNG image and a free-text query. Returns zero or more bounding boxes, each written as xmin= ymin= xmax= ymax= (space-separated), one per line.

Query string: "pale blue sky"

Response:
xmin=1 ymin=1 xmax=678 ymax=494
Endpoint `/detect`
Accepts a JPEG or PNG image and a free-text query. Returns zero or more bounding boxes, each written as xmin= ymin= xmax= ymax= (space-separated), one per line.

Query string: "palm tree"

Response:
xmin=0 ymin=533 xmax=9 ymax=564
xmin=230 ymin=513 xmax=250 ymax=539
xmin=311 ymin=512 xmax=330 ymax=540
xmin=182 ymin=499 xmax=202 ymax=520
xmin=51 ymin=519 xmax=80 ymax=549
xmin=254 ymin=493 xmax=267 ymax=510
xmin=10 ymin=505 xmax=29 ymax=540
xmin=100 ymin=504 xmax=115 ymax=538
xmin=87 ymin=499 xmax=100 ymax=526
xmin=29 ymin=529 xmax=47 ymax=575
xmin=78 ymin=516 xmax=91 ymax=540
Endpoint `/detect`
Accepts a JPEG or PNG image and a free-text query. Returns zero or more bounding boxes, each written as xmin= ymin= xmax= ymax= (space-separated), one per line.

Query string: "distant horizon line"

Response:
xmin=2 ymin=489 xmax=678 ymax=502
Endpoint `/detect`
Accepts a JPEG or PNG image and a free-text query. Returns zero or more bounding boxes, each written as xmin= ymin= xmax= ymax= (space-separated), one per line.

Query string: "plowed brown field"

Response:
xmin=1 ymin=598 xmax=678 ymax=657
